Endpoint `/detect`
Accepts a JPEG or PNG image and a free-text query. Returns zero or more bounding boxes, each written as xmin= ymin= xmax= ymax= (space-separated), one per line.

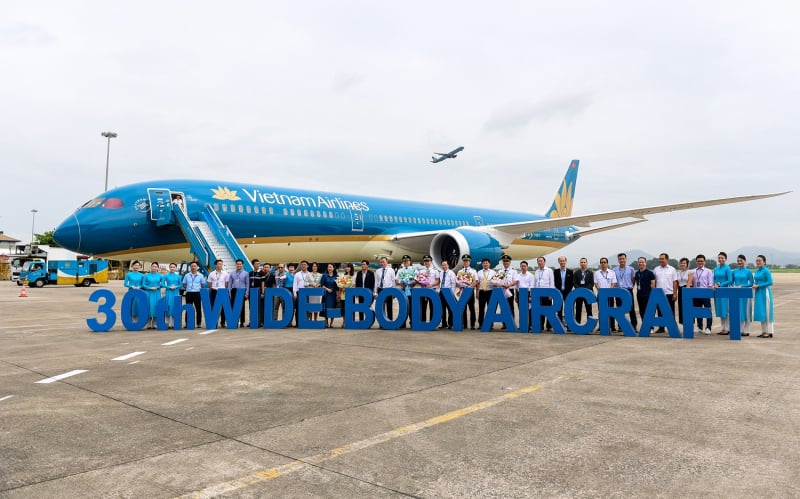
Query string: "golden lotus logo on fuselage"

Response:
xmin=211 ymin=186 xmax=241 ymax=201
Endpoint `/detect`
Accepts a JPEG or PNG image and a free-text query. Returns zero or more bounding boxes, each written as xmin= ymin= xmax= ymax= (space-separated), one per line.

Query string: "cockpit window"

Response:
xmin=81 ymin=197 xmax=105 ymax=208
xmin=102 ymin=198 xmax=124 ymax=209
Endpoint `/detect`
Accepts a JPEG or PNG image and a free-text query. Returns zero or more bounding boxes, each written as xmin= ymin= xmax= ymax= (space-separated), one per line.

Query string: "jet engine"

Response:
xmin=429 ymin=229 xmax=503 ymax=270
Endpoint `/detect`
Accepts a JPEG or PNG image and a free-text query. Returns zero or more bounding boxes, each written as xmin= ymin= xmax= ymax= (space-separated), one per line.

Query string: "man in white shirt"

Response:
xmin=653 ymin=252 xmax=679 ymax=333
xmin=475 ymin=258 xmax=496 ymax=329
xmin=516 ymin=260 xmax=536 ymax=332
xmin=394 ymin=255 xmax=415 ymax=327
xmin=207 ymin=259 xmax=230 ymax=328
xmin=374 ymin=256 xmax=396 ymax=323
xmin=438 ymin=259 xmax=456 ymax=329
xmin=533 ymin=256 xmax=555 ymax=331
xmin=420 ymin=255 xmax=440 ymax=323
xmin=459 ymin=254 xmax=478 ymax=330
xmin=292 ymin=260 xmax=309 ymax=325
xmin=499 ymin=254 xmax=518 ymax=326
xmin=594 ymin=257 xmax=617 ymax=332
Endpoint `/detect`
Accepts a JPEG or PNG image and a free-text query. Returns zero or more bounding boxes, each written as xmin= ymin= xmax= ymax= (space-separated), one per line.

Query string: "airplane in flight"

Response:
xmin=430 ymin=146 xmax=465 ymax=163
xmin=53 ymin=160 xmax=787 ymax=273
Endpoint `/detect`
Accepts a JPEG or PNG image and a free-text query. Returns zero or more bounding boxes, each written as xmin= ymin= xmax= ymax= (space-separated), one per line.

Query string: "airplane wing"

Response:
xmin=433 ymin=152 xmax=450 ymax=157
xmin=392 ymin=191 xmax=789 ymax=248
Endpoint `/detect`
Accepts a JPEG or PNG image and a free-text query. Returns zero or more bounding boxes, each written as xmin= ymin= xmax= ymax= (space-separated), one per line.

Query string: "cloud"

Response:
xmin=332 ymin=72 xmax=366 ymax=93
xmin=0 ymin=23 xmax=55 ymax=47
xmin=484 ymin=92 xmax=593 ymax=134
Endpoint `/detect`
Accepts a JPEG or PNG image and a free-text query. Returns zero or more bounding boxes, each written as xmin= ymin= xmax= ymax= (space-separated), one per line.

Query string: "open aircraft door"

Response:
xmin=350 ymin=210 xmax=364 ymax=232
xmin=147 ymin=188 xmax=174 ymax=227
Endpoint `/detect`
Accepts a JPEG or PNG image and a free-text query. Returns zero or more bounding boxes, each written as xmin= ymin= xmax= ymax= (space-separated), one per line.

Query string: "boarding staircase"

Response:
xmin=173 ymin=203 xmax=253 ymax=273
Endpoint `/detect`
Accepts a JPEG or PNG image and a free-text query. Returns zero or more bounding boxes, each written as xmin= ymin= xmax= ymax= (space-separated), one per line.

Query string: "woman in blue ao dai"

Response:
xmin=753 ymin=255 xmax=774 ymax=338
xmin=731 ymin=255 xmax=754 ymax=336
xmin=123 ymin=261 xmax=145 ymax=323
xmin=713 ymin=252 xmax=733 ymax=335
xmin=163 ymin=262 xmax=183 ymax=329
xmin=142 ymin=262 xmax=164 ymax=329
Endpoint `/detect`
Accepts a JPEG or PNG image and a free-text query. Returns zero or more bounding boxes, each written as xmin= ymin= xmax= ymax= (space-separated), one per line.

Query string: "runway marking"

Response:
xmin=186 ymin=347 xmax=195 ymax=351
xmin=0 ymin=395 xmax=13 ymax=402
xmin=199 ymin=329 xmax=217 ymax=335
xmin=178 ymin=379 xmax=565 ymax=498
xmin=35 ymin=370 xmax=88 ymax=384
xmin=112 ymin=351 xmax=146 ymax=361
xmin=129 ymin=361 xmax=141 ymax=365
xmin=162 ymin=338 xmax=189 ymax=346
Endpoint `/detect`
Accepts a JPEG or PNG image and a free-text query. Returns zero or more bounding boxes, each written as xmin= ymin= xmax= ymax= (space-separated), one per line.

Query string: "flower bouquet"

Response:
xmin=455 ymin=269 xmax=475 ymax=297
xmin=397 ymin=267 xmax=416 ymax=297
xmin=490 ymin=270 xmax=512 ymax=298
xmin=414 ymin=268 xmax=431 ymax=288
xmin=336 ymin=274 xmax=354 ymax=300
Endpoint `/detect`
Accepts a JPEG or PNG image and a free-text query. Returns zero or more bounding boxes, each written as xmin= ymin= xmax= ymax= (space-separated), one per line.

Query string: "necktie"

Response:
xmin=561 ymin=270 xmax=565 ymax=290
xmin=381 ymin=269 xmax=385 ymax=287
xmin=482 ymin=272 xmax=487 ymax=291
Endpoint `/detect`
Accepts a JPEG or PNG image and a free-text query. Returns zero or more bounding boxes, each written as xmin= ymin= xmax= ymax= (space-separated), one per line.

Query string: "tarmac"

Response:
xmin=0 ymin=275 xmax=798 ymax=498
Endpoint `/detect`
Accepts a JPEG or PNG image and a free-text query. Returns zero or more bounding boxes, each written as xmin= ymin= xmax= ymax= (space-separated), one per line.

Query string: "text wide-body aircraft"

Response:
xmin=53 ymin=160 xmax=786 ymax=273
xmin=430 ymin=146 xmax=464 ymax=163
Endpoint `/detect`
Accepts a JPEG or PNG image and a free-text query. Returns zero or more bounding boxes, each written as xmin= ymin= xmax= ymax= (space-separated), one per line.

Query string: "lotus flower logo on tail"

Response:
xmin=548 ymin=180 xmax=575 ymax=218
xmin=211 ymin=186 xmax=241 ymax=201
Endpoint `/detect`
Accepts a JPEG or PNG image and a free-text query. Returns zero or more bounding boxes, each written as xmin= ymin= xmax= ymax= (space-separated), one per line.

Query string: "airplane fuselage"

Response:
xmin=54 ymin=179 xmax=574 ymax=267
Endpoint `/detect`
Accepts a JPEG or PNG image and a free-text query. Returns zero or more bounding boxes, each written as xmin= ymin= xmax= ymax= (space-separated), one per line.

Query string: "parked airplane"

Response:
xmin=53 ymin=160 xmax=786 ymax=272
xmin=431 ymin=146 xmax=465 ymax=163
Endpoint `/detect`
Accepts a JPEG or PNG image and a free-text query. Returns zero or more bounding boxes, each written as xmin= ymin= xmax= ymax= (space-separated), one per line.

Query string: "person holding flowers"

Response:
xmin=396 ymin=255 xmax=417 ymax=328
xmin=439 ymin=259 xmax=457 ymax=329
xmin=476 ymin=258 xmax=497 ymax=329
xmin=321 ymin=263 xmax=339 ymax=328
xmin=418 ymin=255 xmax=440 ymax=322
xmin=457 ymin=254 xmax=478 ymax=330
xmin=337 ymin=263 xmax=355 ymax=314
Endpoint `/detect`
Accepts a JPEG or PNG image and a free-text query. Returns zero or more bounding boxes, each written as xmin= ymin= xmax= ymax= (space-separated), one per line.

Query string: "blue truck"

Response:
xmin=19 ymin=259 xmax=109 ymax=287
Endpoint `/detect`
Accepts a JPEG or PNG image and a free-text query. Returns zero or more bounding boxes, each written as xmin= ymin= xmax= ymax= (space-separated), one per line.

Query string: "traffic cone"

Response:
xmin=19 ymin=284 xmax=28 ymax=298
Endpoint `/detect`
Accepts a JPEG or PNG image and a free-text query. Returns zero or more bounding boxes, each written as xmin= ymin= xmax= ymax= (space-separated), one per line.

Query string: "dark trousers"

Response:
xmin=184 ymin=291 xmax=202 ymax=327
xmin=210 ymin=288 xmax=226 ymax=326
xmin=656 ymin=293 xmax=675 ymax=325
xmin=694 ymin=297 xmax=712 ymax=330
xmin=462 ymin=292 xmax=476 ymax=328
xmin=249 ymin=287 xmax=263 ymax=326
xmin=557 ymin=289 xmax=570 ymax=323
xmin=677 ymin=287 xmax=686 ymax=324
xmin=231 ymin=288 xmax=246 ymax=326
xmin=611 ymin=288 xmax=637 ymax=329
xmin=440 ymin=293 xmax=452 ymax=328
xmin=506 ymin=289 xmax=516 ymax=321
xmin=636 ymin=292 xmax=650 ymax=325
xmin=478 ymin=289 xmax=491 ymax=327
xmin=540 ymin=296 xmax=553 ymax=330
xmin=574 ymin=292 xmax=593 ymax=323
xmin=420 ymin=294 xmax=434 ymax=322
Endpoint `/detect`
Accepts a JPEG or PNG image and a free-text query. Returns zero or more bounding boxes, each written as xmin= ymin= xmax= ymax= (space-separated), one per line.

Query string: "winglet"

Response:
xmin=546 ymin=159 xmax=579 ymax=218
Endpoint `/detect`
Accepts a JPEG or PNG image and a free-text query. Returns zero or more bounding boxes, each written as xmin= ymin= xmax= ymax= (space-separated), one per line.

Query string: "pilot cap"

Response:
xmin=501 ymin=254 xmax=512 ymax=262
xmin=402 ymin=255 xmax=412 ymax=261
xmin=423 ymin=255 xmax=432 ymax=261
xmin=461 ymin=254 xmax=471 ymax=261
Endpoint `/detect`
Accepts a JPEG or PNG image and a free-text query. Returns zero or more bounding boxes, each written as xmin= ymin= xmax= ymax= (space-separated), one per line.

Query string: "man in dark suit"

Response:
xmin=572 ymin=257 xmax=595 ymax=324
xmin=354 ymin=260 xmax=375 ymax=321
xmin=553 ymin=256 xmax=574 ymax=328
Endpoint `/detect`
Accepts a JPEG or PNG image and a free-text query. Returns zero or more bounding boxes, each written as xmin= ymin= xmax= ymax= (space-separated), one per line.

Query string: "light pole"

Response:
xmin=30 ymin=209 xmax=38 ymax=247
xmin=101 ymin=131 xmax=118 ymax=192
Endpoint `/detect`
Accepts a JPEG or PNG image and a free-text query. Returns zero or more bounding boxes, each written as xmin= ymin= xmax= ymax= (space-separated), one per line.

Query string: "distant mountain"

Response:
xmin=730 ymin=246 xmax=800 ymax=266
xmin=620 ymin=249 xmax=656 ymax=261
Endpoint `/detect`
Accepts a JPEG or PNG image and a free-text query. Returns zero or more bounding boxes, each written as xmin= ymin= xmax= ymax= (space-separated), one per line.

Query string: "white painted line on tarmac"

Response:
xmin=0 ymin=395 xmax=14 ymax=402
xmin=112 ymin=351 xmax=146 ymax=361
xmin=35 ymin=370 xmax=88 ymax=384
xmin=185 ymin=347 xmax=194 ymax=351
xmin=199 ymin=329 xmax=217 ymax=335
xmin=129 ymin=361 xmax=141 ymax=365
xmin=162 ymin=338 xmax=189 ymax=346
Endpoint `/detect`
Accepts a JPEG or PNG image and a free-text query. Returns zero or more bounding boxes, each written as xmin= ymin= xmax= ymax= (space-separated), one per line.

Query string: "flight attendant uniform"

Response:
xmin=163 ymin=270 xmax=183 ymax=328
xmin=753 ymin=266 xmax=774 ymax=337
xmin=124 ymin=270 xmax=144 ymax=321
xmin=713 ymin=263 xmax=733 ymax=333
xmin=732 ymin=267 xmax=754 ymax=335
xmin=143 ymin=270 xmax=164 ymax=329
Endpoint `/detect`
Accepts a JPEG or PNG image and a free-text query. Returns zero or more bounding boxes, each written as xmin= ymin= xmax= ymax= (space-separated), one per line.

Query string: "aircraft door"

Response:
xmin=147 ymin=188 xmax=174 ymax=227
xmin=350 ymin=210 xmax=364 ymax=232
xmin=473 ymin=215 xmax=484 ymax=226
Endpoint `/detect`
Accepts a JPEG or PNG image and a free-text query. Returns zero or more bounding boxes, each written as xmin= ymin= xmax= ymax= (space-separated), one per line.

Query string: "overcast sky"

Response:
xmin=1 ymin=2 xmax=797 ymax=263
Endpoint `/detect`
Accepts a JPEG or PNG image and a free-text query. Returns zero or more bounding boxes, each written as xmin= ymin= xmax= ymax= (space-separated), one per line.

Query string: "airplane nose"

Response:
xmin=53 ymin=214 xmax=82 ymax=252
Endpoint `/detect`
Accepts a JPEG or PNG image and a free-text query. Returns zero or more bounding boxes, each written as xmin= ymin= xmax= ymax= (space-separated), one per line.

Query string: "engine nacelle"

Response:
xmin=429 ymin=229 xmax=503 ymax=270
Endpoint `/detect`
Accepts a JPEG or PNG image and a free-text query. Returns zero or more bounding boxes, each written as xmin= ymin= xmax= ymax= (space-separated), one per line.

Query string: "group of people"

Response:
xmin=123 ymin=251 xmax=776 ymax=337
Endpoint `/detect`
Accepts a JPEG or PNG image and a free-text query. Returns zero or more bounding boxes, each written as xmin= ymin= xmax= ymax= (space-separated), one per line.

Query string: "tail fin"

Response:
xmin=546 ymin=159 xmax=579 ymax=218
